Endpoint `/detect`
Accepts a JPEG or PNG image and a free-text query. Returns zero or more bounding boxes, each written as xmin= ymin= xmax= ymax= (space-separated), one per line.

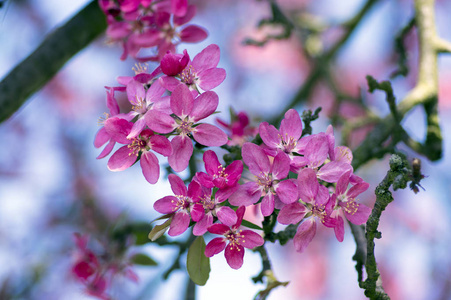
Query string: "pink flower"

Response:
xmin=228 ymin=143 xmax=298 ymax=216
xmin=205 ymin=206 xmax=264 ymax=269
xmin=216 ymin=110 xmax=258 ymax=146
xmin=145 ymin=84 xmax=228 ymax=172
xmin=160 ymin=44 xmax=226 ymax=91
xmin=329 ymin=170 xmax=371 ymax=241
xmin=259 ymin=109 xmax=307 ymax=171
xmin=191 ymin=185 xmax=238 ymax=236
xmin=104 ymin=117 xmax=172 ymax=184
xmin=94 ymin=87 xmax=130 ymax=159
xmin=196 ymin=150 xmax=243 ymax=190
xmin=124 ymin=79 xmax=170 ymax=139
xmin=277 ymin=168 xmax=336 ymax=253
xmin=160 ymin=50 xmax=190 ymax=76
xmin=153 ymin=174 xmax=202 ymax=236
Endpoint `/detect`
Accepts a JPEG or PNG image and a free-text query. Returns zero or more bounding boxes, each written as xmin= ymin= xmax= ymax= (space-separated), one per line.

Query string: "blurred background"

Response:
xmin=1 ymin=0 xmax=451 ymax=299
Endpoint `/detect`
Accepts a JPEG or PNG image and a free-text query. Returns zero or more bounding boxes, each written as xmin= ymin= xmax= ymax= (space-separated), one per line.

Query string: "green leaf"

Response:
xmin=187 ymin=236 xmax=210 ymax=286
xmin=241 ymin=219 xmax=264 ymax=231
xmin=131 ymin=253 xmax=158 ymax=266
xmin=148 ymin=217 xmax=172 ymax=241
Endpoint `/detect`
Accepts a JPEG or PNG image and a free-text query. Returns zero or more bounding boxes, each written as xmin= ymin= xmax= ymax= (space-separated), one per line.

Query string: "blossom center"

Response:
xmin=176 ymin=119 xmax=194 ymax=135
xmin=279 ymin=133 xmax=297 ymax=153
xmin=132 ymin=96 xmax=148 ymax=114
xmin=256 ymin=173 xmax=273 ymax=192
xmin=226 ymin=229 xmax=244 ymax=251
xmin=311 ymin=204 xmax=327 ymax=223
xmin=342 ymin=199 xmax=359 ymax=215
xmin=180 ymin=65 xmax=197 ymax=85
xmin=173 ymin=195 xmax=190 ymax=211
xmin=127 ymin=138 xmax=147 ymax=156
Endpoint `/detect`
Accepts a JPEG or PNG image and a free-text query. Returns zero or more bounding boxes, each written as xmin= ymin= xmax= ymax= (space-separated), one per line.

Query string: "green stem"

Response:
xmin=0 ymin=0 xmax=106 ymax=123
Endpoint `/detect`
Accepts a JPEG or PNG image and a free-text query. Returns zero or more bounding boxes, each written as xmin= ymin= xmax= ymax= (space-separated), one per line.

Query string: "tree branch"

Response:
xmin=0 ymin=0 xmax=106 ymax=123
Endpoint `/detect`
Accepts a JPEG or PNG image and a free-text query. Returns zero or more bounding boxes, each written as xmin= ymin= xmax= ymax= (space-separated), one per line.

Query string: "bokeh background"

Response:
xmin=1 ymin=0 xmax=451 ymax=299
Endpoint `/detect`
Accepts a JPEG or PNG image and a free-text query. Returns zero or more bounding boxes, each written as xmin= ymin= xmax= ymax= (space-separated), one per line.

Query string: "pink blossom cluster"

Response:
xmin=95 ymin=44 xmax=228 ymax=184
xmin=150 ymin=109 xmax=371 ymax=268
xmin=71 ymin=233 xmax=138 ymax=299
xmin=98 ymin=0 xmax=207 ymax=61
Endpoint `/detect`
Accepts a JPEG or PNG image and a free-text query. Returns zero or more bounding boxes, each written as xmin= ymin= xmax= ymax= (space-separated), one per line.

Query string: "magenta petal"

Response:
xmin=205 ymin=237 xmax=226 ymax=257
xmin=242 ymin=143 xmax=271 ymax=175
xmin=317 ymin=161 xmax=353 ymax=183
xmin=154 ymin=195 xmax=178 ymax=214
xmin=336 ymin=170 xmax=352 ymax=196
xmin=171 ymin=0 xmax=188 ymax=16
xmin=149 ymin=135 xmax=172 ymax=157
xmin=193 ymin=213 xmax=213 ymax=236
xmin=190 ymin=203 xmax=204 ymax=222
xmin=187 ymin=180 xmax=202 ymax=201
xmin=275 ymin=179 xmax=298 ymax=204
xmin=168 ymin=135 xmax=193 ymax=172
xmin=107 ymin=146 xmax=136 ymax=171
xmin=197 ymin=68 xmax=226 ymax=91
xmin=261 ymin=193 xmax=275 ymax=216
xmin=259 ymin=122 xmax=280 ymax=148
xmin=159 ymin=76 xmax=182 ymax=92
xmin=334 ymin=215 xmax=345 ymax=242
xmin=193 ymin=124 xmax=228 ymax=146
xmin=104 ymin=117 xmax=133 ymax=144
xmin=277 ymin=202 xmax=307 ymax=225
xmin=173 ymin=4 xmax=196 ymax=25
xmin=271 ymin=152 xmax=290 ymax=180
xmin=192 ymin=44 xmax=220 ymax=72
xmin=191 ymin=91 xmax=218 ymax=122
xmin=234 ymin=206 xmax=246 ymax=227
xmin=334 ymin=146 xmax=353 ymax=164
xmin=216 ymin=206 xmax=237 ymax=227
xmin=203 ymin=150 xmax=221 ymax=175
xmin=146 ymin=80 xmax=166 ymax=101
xmin=304 ymin=134 xmax=329 ymax=167
xmin=297 ymin=168 xmax=319 ymax=203
xmin=127 ymin=117 xmax=146 ymax=139
xmin=208 ymin=223 xmax=230 ymax=235
xmin=196 ymin=172 xmax=214 ymax=188
xmin=215 ymin=185 xmax=238 ymax=203
xmin=224 ymin=160 xmax=243 ymax=186
xmin=168 ymin=174 xmax=187 ymax=196
xmin=293 ymin=218 xmax=316 ymax=253
xmin=344 ymin=202 xmax=371 ymax=225
xmin=171 ymin=84 xmax=193 ymax=118
xmin=140 ymin=152 xmax=160 ymax=184
xmin=280 ymin=109 xmax=302 ymax=140
xmin=145 ymin=110 xmax=176 ymax=134
xmin=94 ymin=127 xmax=110 ymax=148
xmin=168 ymin=211 xmax=190 ymax=236
xmin=180 ymin=25 xmax=208 ymax=43
xmin=347 ymin=182 xmax=370 ymax=199
xmin=240 ymin=230 xmax=264 ymax=249
xmin=224 ymin=244 xmax=244 ymax=269
xmin=126 ymin=80 xmax=145 ymax=105
xmin=96 ymin=140 xmax=116 ymax=159
xmin=228 ymin=183 xmax=261 ymax=206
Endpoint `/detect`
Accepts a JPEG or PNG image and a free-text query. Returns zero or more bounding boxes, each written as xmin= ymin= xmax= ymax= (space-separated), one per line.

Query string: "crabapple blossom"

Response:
xmin=216 ymin=110 xmax=258 ymax=146
xmin=153 ymin=174 xmax=202 ymax=236
xmin=228 ymin=143 xmax=298 ymax=216
xmin=277 ymin=168 xmax=336 ymax=252
xmin=145 ymin=84 xmax=228 ymax=172
xmin=205 ymin=206 xmax=264 ymax=269
xmin=104 ymin=117 xmax=172 ymax=184
xmin=159 ymin=44 xmax=226 ymax=92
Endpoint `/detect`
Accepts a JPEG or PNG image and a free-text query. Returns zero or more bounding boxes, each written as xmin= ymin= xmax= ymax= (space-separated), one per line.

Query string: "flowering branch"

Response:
xmin=0 ymin=0 xmax=106 ymax=123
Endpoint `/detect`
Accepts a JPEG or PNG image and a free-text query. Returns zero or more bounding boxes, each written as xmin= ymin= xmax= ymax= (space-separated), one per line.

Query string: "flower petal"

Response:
xmin=216 ymin=206 xmax=237 ymax=227
xmin=197 ymin=68 xmax=226 ymax=91
xmin=293 ymin=218 xmax=316 ymax=253
xmin=107 ymin=146 xmax=136 ymax=171
xmin=192 ymin=44 xmax=220 ymax=72
xmin=297 ymin=168 xmax=319 ymax=203
xmin=261 ymin=193 xmax=275 ymax=216
xmin=190 ymin=91 xmax=218 ymax=122
xmin=168 ymin=135 xmax=193 ymax=172
xmin=193 ymin=213 xmax=213 ymax=236
xmin=154 ymin=195 xmax=178 ymax=214
xmin=271 ymin=152 xmax=290 ymax=180
xmin=275 ymin=179 xmax=298 ymax=204
xmin=145 ymin=110 xmax=176 ymax=134
xmin=280 ymin=109 xmax=302 ymax=141
xmin=241 ymin=230 xmax=264 ymax=249
xmin=224 ymin=244 xmax=244 ymax=269
xmin=193 ymin=124 xmax=228 ymax=146
xmin=171 ymin=84 xmax=193 ymax=118
xmin=140 ymin=152 xmax=160 ymax=184
xmin=317 ymin=161 xmax=353 ymax=183
xmin=277 ymin=202 xmax=307 ymax=225
xmin=168 ymin=174 xmax=187 ymax=196
xmin=168 ymin=211 xmax=190 ymax=236
xmin=205 ymin=237 xmax=226 ymax=257
xmin=242 ymin=143 xmax=270 ymax=175
xmin=149 ymin=135 xmax=172 ymax=157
